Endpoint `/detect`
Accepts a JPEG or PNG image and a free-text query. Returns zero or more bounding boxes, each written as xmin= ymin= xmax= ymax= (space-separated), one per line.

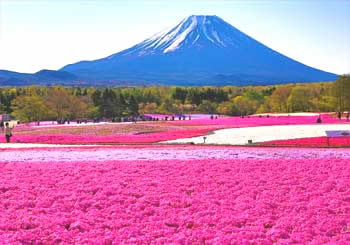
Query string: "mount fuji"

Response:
xmin=1 ymin=15 xmax=338 ymax=86
xmin=61 ymin=15 xmax=337 ymax=85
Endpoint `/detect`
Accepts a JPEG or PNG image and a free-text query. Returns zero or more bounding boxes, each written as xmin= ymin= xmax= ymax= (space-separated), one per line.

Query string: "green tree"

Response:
xmin=0 ymin=103 xmax=5 ymax=114
xmin=311 ymin=95 xmax=336 ymax=112
xmin=157 ymin=99 xmax=177 ymax=114
xmin=256 ymin=96 xmax=272 ymax=114
xmin=198 ymin=100 xmax=217 ymax=114
xmin=171 ymin=87 xmax=187 ymax=103
xmin=232 ymin=96 xmax=257 ymax=115
xmin=91 ymin=89 xmax=103 ymax=105
xmin=216 ymin=101 xmax=237 ymax=115
xmin=287 ymin=86 xmax=312 ymax=112
xmin=127 ymin=95 xmax=139 ymax=115
xmin=333 ymin=75 xmax=350 ymax=112
xmin=244 ymin=89 xmax=264 ymax=104
xmin=45 ymin=87 xmax=90 ymax=119
xmin=138 ymin=102 xmax=158 ymax=114
xmin=0 ymin=89 xmax=5 ymax=113
xmin=1 ymin=88 xmax=17 ymax=113
xmin=269 ymin=86 xmax=292 ymax=112
xmin=96 ymin=89 xmax=127 ymax=117
xmin=11 ymin=95 xmax=53 ymax=122
xmin=176 ymin=103 xmax=196 ymax=114
xmin=186 ymin=88 xmax=202 ymax=105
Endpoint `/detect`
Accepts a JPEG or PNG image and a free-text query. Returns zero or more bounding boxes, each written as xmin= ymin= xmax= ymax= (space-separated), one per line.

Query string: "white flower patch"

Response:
xmin=164 ymin=124 xmax=350 ymax=145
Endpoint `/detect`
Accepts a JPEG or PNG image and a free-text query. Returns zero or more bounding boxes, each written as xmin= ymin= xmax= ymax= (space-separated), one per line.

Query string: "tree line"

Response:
xmin=0 ymin=75 xmax=349 ymax=123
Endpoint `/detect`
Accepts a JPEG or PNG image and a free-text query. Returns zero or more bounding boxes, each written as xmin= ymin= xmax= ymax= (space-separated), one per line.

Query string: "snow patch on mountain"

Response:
xmin=212 ymin=31 xmax=226 ymax=47
xmin=164 ymin=16 xmax=198 ymax=53
xmin=118 ymin=15 xmax=239 ymax=57
xmin=192 ymin=34 xmax=200 ymax=45
xmin=201 ymin=17 xmax=216 ymax=45
xmin=153 ymin=23 xmax=184 ymax=49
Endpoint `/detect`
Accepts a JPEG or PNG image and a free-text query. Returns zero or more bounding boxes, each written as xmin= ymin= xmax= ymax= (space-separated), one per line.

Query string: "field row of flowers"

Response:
xmin=0 ymin=156 xmax=349 ymax=243
xmin=165 ymin=124 xmax=350 ymax=146
xmin=2 ymin=145 xmax=350 ymax=162
xmin=0 ymin=128 xmax=218 ymax=144
xmin=13 ymin=122 xmax=182 ymax=136
xmin=169 ymin=114 xmax=349 ymax=127
xmin=260 ymin=136 xmax=350 ymax=147
xmin=14 ymin=115 xmax=349 ymax=134
xmin=143 ymin=113 xmax=216 ymax=119
xmin=7 ymin=115 xmax=348 ymax=145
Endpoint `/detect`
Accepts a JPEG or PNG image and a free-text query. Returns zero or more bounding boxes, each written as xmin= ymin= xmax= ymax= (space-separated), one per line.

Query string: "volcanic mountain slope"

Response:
xmin=61 ymin=15 xmax=337 ymax=85
xmin=0 ymin=15 xmax=337 ymax=86
xmin=0 ymin=69 xmax=79 ymax=86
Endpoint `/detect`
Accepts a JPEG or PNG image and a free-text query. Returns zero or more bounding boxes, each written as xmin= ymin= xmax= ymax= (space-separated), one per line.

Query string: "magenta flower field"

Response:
xmin=6 ymin=114 xmax=349 ymax=144
xmin=261 ymin=136 xmax=350 ymax=147
xmin=1 ymin=145 xmax=350 ymax=243
xmin=0 ymin=128 xmax=214 ymax=144
xmin=1 ymin=114 xmax=349 ymax=243
xmin=170 ymin=114 xmax=347 ymax=127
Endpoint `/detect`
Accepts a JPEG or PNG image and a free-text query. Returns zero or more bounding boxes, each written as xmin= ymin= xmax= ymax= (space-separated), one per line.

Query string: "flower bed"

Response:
xmin=165 ymin=124 xmax=350 ymax=146
xmin=1 ymin=145 xmax=350 ymax=162
xmin=0 ymin=128 xmax=216 ymax=144
xmin=7 ymin=114 xmax=349 ymax=145
xmin=143 ymin=113 xmax=216 ymax=119
xmin=13 ymin=122 xmax=173 ymax=136
xmin=260 ymin=136 xmax=350 ymax=147
xmin=0 ymin=157 xmax=349 ymax=243
xmin=170 ymin=115 xmax=349 ymax=127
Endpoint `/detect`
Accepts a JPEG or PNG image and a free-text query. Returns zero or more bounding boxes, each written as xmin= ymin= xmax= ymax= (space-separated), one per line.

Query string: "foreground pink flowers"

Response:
xmin=1 ymin=114 xmax=349 ymax=243
xmin=1 ymin=145 xmax=350 ymax=162
xmin=260 ymin=136 xmax=350 ymax=147
xmin=0 ymin=146 xmax=349 ymax=243
xmin=0 ymin=128 xmax=215 ymax=144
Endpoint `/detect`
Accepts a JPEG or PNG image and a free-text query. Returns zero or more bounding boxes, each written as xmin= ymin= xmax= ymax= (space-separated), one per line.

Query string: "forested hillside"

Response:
xmin=1 ymin=75 xmax=349 ymax=123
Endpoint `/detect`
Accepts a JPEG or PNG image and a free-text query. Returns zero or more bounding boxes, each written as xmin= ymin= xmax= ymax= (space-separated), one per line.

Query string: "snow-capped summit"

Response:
xmin=61 ymin=15 xmax=337 ymax=85
xmin=116 ymin=15 xmax=253 ymax=57
xmin=133 ymin=15 xmax=233 ymax=54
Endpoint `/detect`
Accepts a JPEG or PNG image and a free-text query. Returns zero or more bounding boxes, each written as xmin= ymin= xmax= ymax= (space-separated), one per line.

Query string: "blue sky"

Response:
xmin=0 ymin=0 xmax=349 ymax=75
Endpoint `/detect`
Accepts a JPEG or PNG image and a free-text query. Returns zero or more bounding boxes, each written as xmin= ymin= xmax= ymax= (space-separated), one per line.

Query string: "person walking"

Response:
xmin=337 ymin=111 xmax=342 ymax=120
xmin=4 ymin=122 xmax=13 ymax=143
xmin=0 ymin=121 xmax=4 ymax=133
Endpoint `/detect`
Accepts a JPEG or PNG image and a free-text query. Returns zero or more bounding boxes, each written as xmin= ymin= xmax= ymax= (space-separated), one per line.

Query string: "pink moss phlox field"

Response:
xmin=23 ymin=121 xmax=57 ymax=127
xmin=0 ymin=158 xmax=349 ymax=243
xmin=8 ymin=114 xmax=349 ymax=144
xmin=2 ymin=145 xmax=350 ymax=162
xmin=261 ymin=137 xmax=350 ymax=147
xmin=143 ymin=114 xmax=215 ymax=119
xmin=0 ymin=128 xmax=214 ymax=144
xmin=170 ymin=114 xmax=349 ymax=126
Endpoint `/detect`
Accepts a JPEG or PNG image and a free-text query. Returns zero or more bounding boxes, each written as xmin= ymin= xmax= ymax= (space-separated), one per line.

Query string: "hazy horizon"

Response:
xmin=0 ymin=0 xmax=349 ymax=75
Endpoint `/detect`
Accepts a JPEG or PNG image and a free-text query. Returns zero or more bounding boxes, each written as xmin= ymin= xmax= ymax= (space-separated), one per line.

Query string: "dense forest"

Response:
xmin=1 ymin=75 xmax=349 ymax=123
